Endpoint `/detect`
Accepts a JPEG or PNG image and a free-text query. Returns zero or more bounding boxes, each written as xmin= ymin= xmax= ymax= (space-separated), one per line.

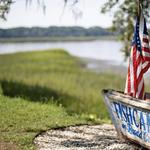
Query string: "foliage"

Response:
xmin=0 ymin=0 xmax=71 ymax=21
xmin=101 ymin=0 xmax=150 ymax=57
xmin=0 ymin=93 xmax=87 ymax=150
xmin=0 ymin=0 xmax=46 ymax=20
xmin=0 ymin=49 xmax=126 ymax=149
xmin=0 ymin=49 xmax=125 ymax=116
xmin=0 ymin=0 xmax=12 ymax=20
xmin=0 ymin=26 xmax=114 ymax=38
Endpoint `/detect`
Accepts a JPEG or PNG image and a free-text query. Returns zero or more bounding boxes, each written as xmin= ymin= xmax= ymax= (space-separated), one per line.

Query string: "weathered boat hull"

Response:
xmin=102 ymin=89 xmax=150 ymax=149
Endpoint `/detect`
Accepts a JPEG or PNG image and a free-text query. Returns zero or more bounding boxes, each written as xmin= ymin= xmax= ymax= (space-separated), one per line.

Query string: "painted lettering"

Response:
xmin=121 ymin=104 xmax=128 ymax=122
xmin=112 ymin=101 xmax=150 ymax=143
xmin=140 ymin=111 xmax=146 ymax=131
xmin=147 ymin=113 xmax=150 ymax=133
xmin=113 ymin=102 xmax=122 ymax=119
xmin=133 ymin=108 xmax=139 ymax=128
xmin=126 ymin=107 xmax=133 ymax=125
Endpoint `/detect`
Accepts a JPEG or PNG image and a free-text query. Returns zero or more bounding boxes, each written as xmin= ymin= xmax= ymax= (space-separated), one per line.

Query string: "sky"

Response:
xmin=0 ymin=0 xmax=114 ymax=28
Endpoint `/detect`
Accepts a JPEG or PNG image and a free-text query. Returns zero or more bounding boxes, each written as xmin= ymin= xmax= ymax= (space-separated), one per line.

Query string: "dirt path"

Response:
xmin=34 ymin=124 xmax=143 ymax=150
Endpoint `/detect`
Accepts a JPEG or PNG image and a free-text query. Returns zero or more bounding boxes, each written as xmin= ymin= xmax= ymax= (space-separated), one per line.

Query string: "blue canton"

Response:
xmin=132 ymin=18 xmax=142 ymax=53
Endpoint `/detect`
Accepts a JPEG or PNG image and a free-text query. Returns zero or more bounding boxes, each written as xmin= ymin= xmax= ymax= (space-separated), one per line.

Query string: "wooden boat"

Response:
xmin=102 ymin=89 xmax=150 ymax=149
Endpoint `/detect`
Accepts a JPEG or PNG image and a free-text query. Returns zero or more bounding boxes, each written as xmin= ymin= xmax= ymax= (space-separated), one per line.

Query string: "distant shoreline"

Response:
xmin=80 ymin=57 xmax=127 ymax=76
xmin=0 ymin=36 xmax=118 ymax=43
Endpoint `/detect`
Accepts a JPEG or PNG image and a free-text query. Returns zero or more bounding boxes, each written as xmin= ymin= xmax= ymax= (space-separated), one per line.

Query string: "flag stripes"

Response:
xmin=125 ymin=11 xmax=150 ymax=99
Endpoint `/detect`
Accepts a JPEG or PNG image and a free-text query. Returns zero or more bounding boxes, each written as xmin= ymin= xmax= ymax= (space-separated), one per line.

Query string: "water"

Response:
xmin=0 ymin=40 xmax=125 ymax=64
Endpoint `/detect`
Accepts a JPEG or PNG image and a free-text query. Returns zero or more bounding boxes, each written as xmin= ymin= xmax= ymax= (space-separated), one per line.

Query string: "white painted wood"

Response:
xmin=102 ymin=89 xmax=150 ymax=149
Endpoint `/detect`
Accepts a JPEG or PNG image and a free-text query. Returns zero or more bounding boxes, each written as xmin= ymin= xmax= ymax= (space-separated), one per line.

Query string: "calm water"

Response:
xmin=0 ymin=40 xmax=125 ymax=64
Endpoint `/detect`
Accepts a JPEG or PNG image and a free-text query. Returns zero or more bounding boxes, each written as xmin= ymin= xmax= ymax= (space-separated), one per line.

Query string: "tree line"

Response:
xmin=0 ymin=26 xmax=115 ymax=38
xmin=1 ymin=0 xmax=150 ymax=56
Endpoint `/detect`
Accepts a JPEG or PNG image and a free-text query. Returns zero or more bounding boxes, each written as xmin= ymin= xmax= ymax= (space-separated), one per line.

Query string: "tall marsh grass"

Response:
xmin=0 ymin=49 xmax=125 ymax=118
xmin=0 ymin=49 xmax=125 ymax=149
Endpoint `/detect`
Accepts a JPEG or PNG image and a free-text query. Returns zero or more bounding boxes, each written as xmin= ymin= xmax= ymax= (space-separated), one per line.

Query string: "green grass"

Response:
xmin=0 ymin=95 xmax=87 ymax=150
xmin=0 ymin=49 xmax=125 ymax=149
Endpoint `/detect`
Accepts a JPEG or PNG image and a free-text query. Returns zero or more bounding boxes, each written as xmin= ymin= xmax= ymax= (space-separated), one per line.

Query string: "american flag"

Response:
xmin=125 ymin=12 xmax=150 ymax=99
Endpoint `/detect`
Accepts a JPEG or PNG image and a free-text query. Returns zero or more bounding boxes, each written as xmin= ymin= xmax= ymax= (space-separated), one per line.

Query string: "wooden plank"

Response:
xmin=103 ymin=89 xmax=150 ymax=110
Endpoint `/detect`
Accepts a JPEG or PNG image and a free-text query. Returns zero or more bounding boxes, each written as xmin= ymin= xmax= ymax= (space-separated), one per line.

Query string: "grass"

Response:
xmin=0 ymin=49 xmax=125 ymax=149
xmin=0 ymin=95 xmax=86 ymax=150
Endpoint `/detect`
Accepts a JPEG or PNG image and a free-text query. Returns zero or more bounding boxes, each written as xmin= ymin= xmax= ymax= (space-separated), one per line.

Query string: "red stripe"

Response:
xmin=142 ymin=47 xmax=150 ymax=53
xmin=142 ymin=62 xmax=150 ymax=73
xmin=132 ymin=46 xmax=146 ymax=99
xmin=139 ymin=82 xmax=144 ymax=99
xmin=133 ymin=47 xmax=137 ymax=96
xmin=127 ymin=66 xmax=131 ymax=94
xmin=142 ymin=57 xmax=150 ymax=62
xmin=137 ymin=53 xmax=142 ymax=66
xmin=137 ymin=71 xmax=143 ymax=88
xmin=137 ymin=62 xmax=150 ymax=84
xmin=143 ymin=38 xmax=149 ymax=43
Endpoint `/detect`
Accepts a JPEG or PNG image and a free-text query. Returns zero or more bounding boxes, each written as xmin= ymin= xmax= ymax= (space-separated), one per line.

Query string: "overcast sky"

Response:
xmin=0 ymin=0 xmax=114 ymax=28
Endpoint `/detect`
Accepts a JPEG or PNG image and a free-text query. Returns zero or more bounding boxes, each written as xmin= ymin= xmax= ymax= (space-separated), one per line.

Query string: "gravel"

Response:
xmin=34 ymin=124 xmax=143 ymax=150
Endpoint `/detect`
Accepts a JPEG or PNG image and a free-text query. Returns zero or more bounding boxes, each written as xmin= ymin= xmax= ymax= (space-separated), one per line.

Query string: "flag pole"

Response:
xmin=137 ymin=0 xmax=141 ymax=18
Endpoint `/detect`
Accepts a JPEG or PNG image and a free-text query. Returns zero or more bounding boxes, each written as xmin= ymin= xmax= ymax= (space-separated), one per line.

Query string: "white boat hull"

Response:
xmin=102 ymin=89 xmax=150 ymax=149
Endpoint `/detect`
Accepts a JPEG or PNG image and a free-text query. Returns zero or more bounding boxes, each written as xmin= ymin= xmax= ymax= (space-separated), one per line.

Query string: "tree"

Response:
xmin=0 ymin=0 xmax=77 ymax=20
xmin=0 ymin=0 xmax=149 ymax=58
xmin=0 ymin=0 xmax=12 ymax=20
xmin=101 ymin=0 xmax=150 ymax=58
xmin=0 ymin=0 xmax=47 ymax=20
